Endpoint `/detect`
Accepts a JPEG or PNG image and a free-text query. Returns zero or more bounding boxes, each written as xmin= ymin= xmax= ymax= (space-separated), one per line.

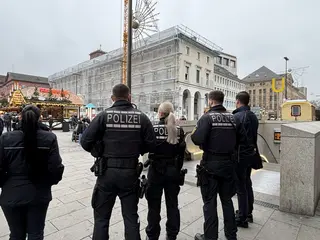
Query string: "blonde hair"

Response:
xmin=158 ymin=102 xmax=178 ymax=145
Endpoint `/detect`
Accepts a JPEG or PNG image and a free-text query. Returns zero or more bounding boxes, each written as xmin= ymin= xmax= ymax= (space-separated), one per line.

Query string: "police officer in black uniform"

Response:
xmin=145 ymin=102 xmax=186 ymax=240
xmin=233 ymin=91 xmax=260 ymax=228
xmin=192 ymin=90 xmax=240 ymax=240
xmin=81 ymin=84 xmax=156 ymax=240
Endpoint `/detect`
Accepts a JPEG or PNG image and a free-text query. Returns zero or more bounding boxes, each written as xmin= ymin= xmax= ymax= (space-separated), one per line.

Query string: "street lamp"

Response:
xmin=127 ymin=0 xmax=133 ymax=92
xmin=284 ymin=57 xmax=289 ymax=100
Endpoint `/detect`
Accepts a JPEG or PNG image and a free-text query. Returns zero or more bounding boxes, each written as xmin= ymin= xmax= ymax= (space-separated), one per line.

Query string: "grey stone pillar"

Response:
xmin=280 ymin=122 xmax=320 ymax=216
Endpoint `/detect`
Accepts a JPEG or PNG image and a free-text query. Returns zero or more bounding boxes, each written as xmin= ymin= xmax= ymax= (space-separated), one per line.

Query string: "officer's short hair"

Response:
xmin=112 ymin=84 xmax=130 ymax=99
xmin=208 ymin=90 xmax=224 ymax=104
xmin=236 ymin=91 xmax=250 ymax=105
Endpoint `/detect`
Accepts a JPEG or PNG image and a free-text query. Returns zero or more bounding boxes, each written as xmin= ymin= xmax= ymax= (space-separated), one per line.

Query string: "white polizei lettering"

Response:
xmin=107 ymin=113 xmax=141 ymax=124
xmin=113 ymin=114 xmax=120 ymax=123
xmin=107 ymin=114 xmax=113 ymax=122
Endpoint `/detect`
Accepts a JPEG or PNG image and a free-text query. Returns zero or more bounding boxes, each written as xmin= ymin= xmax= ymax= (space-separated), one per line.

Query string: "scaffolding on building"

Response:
xmin=48 ymin=25 xmax=223 ymax=118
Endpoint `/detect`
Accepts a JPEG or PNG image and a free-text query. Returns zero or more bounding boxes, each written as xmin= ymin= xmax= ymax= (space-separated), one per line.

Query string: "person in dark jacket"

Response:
xmin=145 ymin=102 xmax=186 ymax=240
xmin=0 ymin=117 xmax=3 ymax=136
xmin=75 ymin=119 xmax=86 ymax=144
xmin=192 ymin=90 xmax=240 ymax=240
xmin=81 ymin=84 xmax=156 ymax=240
xmin=233 ymin=91 xmax=259 ymax=228
xmin=3 ymin=113 xmax=12 ymax=132
xmin=0 ymin=105 xmax=64 ymax=240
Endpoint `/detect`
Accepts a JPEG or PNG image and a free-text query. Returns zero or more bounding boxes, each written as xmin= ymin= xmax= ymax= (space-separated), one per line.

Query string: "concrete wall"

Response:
xmin=280 ymin=122 xmax=320 ymax=216
xmin=257 ymin=120 xmax=290 ymax=163
xmin=181 ymin=120 xmax=288 ymax=164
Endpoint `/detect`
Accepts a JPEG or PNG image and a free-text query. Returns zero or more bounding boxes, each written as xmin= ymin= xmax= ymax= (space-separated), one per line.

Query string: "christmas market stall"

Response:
xmin=7 ymin=86 xmax=83 ymax=125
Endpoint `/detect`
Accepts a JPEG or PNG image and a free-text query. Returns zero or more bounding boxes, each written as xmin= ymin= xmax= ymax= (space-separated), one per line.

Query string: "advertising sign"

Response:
xmin=271 ymin=77 xmax=285 ymax=93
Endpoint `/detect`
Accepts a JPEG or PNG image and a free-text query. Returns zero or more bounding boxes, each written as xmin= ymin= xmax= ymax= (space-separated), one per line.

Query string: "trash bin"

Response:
xmin=62 ymin=121 xmax=70 ymax=132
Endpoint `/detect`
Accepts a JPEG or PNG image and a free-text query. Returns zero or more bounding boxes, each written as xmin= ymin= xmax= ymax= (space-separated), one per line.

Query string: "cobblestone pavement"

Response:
xmin=1 ymin=131 xmax=320 ymax=239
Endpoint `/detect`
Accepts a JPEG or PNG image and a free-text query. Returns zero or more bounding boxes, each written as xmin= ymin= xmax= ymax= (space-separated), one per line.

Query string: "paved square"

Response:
xmin=1 ymin=131 xmax=320 ymax=240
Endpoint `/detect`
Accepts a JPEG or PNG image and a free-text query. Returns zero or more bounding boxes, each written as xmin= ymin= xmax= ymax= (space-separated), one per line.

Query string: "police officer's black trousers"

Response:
xmin=200 ymin=175 xmax=237 ymax=240
xmin=146 ymin=166 xmax=180 ymax=240
xmin=1 ymin=203 xmax=49 ymax=240
xmin=92 ymin=168 xmax=140 ymax=240
xmin=236 ymin=166 xmax=254 ymax=221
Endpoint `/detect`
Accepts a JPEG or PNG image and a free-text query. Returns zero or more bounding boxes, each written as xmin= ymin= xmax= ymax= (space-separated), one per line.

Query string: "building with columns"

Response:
xmin=243 ymin=66 xmax=307 ymax=118
xmin=49 ymin=25 xmax=245 ymax=120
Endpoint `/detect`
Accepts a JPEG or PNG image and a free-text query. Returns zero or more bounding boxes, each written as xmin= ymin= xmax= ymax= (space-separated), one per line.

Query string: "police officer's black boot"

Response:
xmin=194 ymin=233 xmax=205 ymax=240
xmin=235 ymin=210 xmax=249 ymax=228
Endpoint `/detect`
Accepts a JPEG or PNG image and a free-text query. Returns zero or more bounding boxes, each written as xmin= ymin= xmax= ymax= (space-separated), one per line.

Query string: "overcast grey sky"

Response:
xmin=0 ymin=0 xmax=318 ymax=97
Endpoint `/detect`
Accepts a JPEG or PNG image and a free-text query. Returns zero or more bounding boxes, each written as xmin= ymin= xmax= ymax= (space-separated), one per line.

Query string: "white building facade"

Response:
xmin=49 ymin=25 xmax=245 ymax=120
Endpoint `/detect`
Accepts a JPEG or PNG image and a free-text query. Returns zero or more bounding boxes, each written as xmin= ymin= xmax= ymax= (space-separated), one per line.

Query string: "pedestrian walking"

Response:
xmin=192 ymin=90 xmax=240 ymax=240
xmin=145 ymin=102 xmax=186 ymax=240
xmin=3 ymin=113 xmax=12 ymax=132
xmin=81 ymin=84 xmax=156 ymax=240
xmin=0 ymin=105 xmax=64 ymax=239
xmin=233 ymin=91 xmax=262 ymax=228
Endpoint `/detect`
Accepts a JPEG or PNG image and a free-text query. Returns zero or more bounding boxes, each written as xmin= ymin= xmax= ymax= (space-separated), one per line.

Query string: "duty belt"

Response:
xmin=104 ymin=158 xmax=139 ymax=169
xmin=203 ymin=151 xmax=234 ymax=161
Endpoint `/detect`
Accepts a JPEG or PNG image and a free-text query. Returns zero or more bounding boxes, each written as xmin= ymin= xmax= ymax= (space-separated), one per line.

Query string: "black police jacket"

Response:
xmin=233 ymin=105 xmax=259 ymax=162
xmin=81 ymin=100 xmax=156 ymax=161
xmin=0 ymin=130 xmax=64 ymax=206
xmin=149 ymin=119 xmax=186 ymax=169
xmin=191 ymin=105 xmax=239 ymax=176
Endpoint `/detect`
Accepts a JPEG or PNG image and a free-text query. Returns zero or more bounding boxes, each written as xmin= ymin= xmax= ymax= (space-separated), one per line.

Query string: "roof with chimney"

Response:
xmin=241 ymin=66 xmax=280 ymax=82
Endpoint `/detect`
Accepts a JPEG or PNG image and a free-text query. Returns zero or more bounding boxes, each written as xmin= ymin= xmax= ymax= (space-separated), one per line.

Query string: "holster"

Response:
xmin=138 ymin=175 xmax=148 ymax=199
xmin=136 ymin=162 xmax=143 ymax=177
xmin=90 ymin=157 xmax=106 ymax=177
xmin=179 ymin=169 xmax=188 ymax=186
xmin=196 ymin=164 xmax=209 ymax=187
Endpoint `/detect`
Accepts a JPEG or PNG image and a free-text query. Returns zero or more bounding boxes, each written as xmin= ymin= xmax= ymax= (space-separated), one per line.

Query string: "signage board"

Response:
xmin=274 ymin=128 xmax=281 ymax=143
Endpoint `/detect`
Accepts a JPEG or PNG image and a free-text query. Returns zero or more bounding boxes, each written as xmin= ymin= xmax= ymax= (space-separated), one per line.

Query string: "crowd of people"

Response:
xmin=0 ymin=83 xmax=261 ymax=240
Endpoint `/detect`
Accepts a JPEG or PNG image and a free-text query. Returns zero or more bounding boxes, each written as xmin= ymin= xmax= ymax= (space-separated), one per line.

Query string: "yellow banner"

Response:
xmin=271 ymin=77 xmax=285 ymax=93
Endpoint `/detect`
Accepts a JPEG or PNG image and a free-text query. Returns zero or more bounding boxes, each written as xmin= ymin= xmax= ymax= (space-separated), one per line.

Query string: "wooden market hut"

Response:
xmin=6 ymin=87 xmax=83 ymax=121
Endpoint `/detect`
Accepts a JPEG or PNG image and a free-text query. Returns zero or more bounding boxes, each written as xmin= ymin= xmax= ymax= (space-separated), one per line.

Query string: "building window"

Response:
xmin=216 ymin=56 xmax=222 ymax=64
xmin=249 ymin=90 xmax=252 ymax=95
xmin=223 ymin=58 xmax=229 ymax=66
xmin=206 ymin=56 xmax=210 ymax=64
xmin=167 ymin=46 xmax=172 ymax=54
xmin=186 ymin=46 xmax=190 ymax=55
xmin=153 ymin=72 xmax=158 ymax=81
xmin=214 ymin=75 xmax=217 ymax=81
xmin=196 ymin=69 xmax=200 ymax=83
xmin=206 ymin=72 xmax=209 ymax=86
xmin=197 ymin=52 xmax=200 ymax=60
xmin=166 ymin=68 xmax=172 ymax=79
xmin=185 ymin=66 xmax=189 ymax=80
xmin=291 ymin=105 xmax=301 ymax=116
xmin=230 ymin=60 xmax=236 ymax=68
xmin=140 ymin=75 xmax=145 ymax=83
